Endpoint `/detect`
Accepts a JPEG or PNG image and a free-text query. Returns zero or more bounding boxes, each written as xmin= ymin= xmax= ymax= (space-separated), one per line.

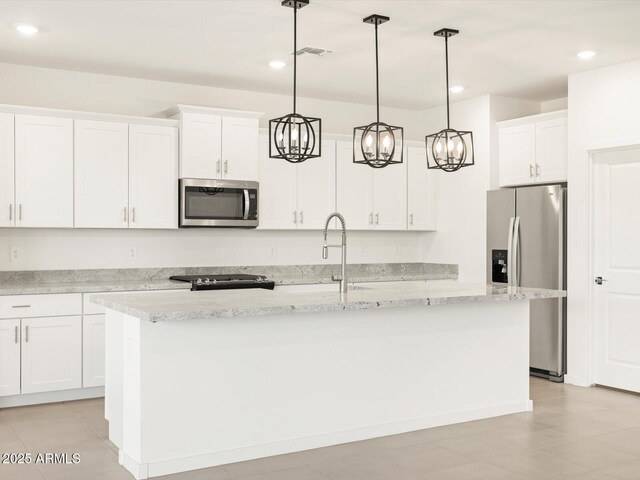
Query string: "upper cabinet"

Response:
xmin=336 ymin=140 xmax=407 ymax=231
xmin=407 ymin=146 xmax=437 ymax=231
xmin=15 ymin=115 xmax=74 ymax=228
xmin=168 ymin=105 xmax=262 ymax=181
xmin=0 ymin=113 xmax=14 ymax=228
xmin=498 ymin=110 xmax=567 ymax=187
xmin=258 ymin=134 xmax=336 ymax=230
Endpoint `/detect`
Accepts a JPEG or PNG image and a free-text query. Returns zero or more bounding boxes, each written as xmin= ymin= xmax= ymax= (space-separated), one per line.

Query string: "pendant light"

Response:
xmin=269 ymin=0 xmax=321 ymax=163
xmin=353 ymin=14 xmax=403 ymax=169
xmin=426 ymin=28 xmax=474 ymax=172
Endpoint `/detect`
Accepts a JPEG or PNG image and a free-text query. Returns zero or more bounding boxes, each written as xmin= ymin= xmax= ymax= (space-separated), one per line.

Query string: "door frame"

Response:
xmin=584 ymin=136 xmax=640 ymax=387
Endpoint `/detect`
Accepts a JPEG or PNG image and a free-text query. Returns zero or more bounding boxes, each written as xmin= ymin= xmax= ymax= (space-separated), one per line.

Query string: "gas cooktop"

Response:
xmin=169 ymin=274 xmax=275 ymax=291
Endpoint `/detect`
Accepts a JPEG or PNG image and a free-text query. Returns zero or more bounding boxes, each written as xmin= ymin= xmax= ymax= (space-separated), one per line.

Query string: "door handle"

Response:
xmin=595 ymin=276 xmax=607 ymax=285
xmin=243 ymin=190 xmax=250 ymax=220
xmin=507 ymin=217 xmax=515 ymax=287
xmin=216 ymin=159 xmax=221 ymax=174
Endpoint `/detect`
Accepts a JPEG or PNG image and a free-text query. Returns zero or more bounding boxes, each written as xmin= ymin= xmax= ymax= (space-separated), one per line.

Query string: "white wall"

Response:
xmin=541 ymin=97 xmax=568 ymax=113
xmin=566 ymin=59 xmax=640 ymax=386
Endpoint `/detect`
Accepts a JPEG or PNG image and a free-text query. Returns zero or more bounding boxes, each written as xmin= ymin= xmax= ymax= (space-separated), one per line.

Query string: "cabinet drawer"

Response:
xmin=0 ymin=294 xmax=81 ymax=319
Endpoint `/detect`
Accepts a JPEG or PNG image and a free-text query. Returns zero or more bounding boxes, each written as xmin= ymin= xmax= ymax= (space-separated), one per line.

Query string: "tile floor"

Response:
xmin=1 ymin=377 xmax=640 ymax=480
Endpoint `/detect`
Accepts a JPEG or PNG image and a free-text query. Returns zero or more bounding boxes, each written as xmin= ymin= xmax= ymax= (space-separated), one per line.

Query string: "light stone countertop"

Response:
xmin=91 ymin=280 xmax=567 ymax=323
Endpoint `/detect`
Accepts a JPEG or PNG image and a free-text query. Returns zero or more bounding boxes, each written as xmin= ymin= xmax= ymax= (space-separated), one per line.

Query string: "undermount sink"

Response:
xmin=276 ymin=283 xmax=370 ymax=294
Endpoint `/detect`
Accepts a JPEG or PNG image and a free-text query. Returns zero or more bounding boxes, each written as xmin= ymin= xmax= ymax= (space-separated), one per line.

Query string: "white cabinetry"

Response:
xmin=83 ymin=314 xmax=105 ymax=387
xmin=498 ymin=111 xmax=567 ymax=187
xmin=0 ymin=319 xmax=20 ymax=396
xmin=258 ymin=135 xmax=336 ymax=229
xmin=336 ymin=141 xmax=406 ymax=230
xmin=0 ymin=113 xmax=14 ymax=227
xmin=15 ymin=114 xmax=73 ymax=227
xmin=128 ymin=124 xmax=179 ymax=229
xmin=407 ymin=146 xmax=437 ymax=231
xmin=21 ymin=316 xmax=82 ymax=394
xmin=75 ymin=120 xmax=129 ymax=228
xmin=169 ymin=106 xmax=262 ymax=181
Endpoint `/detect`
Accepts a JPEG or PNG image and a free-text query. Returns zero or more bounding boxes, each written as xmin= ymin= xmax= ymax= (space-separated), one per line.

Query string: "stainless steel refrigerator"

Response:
xmin=487 ymin=185 xmax=567 ymax=382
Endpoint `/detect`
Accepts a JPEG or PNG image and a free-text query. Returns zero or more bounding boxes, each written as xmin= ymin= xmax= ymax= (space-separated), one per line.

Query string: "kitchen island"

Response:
xmin=93 ymin=280 xmax=565 ymax=479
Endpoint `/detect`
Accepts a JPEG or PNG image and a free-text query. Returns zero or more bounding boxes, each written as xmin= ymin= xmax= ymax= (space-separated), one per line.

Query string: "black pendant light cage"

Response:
xmin=269 ymin=0 xmax=322 ymax=163
xmin=353 ymin=14 xmax=403 ymax=168
xmin=426 ymin=28 xmax=474 ymax=173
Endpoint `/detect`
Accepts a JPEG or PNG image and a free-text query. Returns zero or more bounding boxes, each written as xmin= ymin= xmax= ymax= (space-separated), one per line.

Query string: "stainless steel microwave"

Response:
xmin=179 ymin=178 xmax=258 ymax=228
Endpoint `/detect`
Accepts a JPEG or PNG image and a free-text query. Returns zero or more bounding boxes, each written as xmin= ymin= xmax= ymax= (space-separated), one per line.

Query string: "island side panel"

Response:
xmin=127 ymin=300 xmax=530 ymax=477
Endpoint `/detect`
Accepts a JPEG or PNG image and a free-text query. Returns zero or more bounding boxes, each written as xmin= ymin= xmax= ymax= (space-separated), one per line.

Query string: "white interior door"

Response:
xmin=129 ymin=124 xmax=178 ymax=229
xmin=257 ymin=135 xmax=297 ymax=229
xmin=15 ymin=114 xmax=73 ymax=227
xmin=0 ymin=113 xmax=14 ymax=227
xmin=222 ymin=116 xmax=259 ymax=181
xmin=336 ymin=141 xmax=373 ymax=230
xmin=0 ymin=318 xmax=20 ymax=396
xmin=297 ymin=140 xmax=336 ymax=230
xmin=593 ymin=148 xmax=640 ymax=392
xmin=74 ymin=119 xmax=129 ymax=228
xmin=21 ymin=315 xmax=81 ymax=394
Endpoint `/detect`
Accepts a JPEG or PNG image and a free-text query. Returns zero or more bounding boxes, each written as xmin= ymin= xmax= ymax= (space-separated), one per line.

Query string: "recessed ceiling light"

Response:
xmin=449 ymin=85 xmax=464 ymax=94
xmin=14 ymin=23 xmax=39 ymax=35
xmin=269 ymin=60 xmax=286 ymax=70
xmin=577 ymin=50 xmax=596 ymax=60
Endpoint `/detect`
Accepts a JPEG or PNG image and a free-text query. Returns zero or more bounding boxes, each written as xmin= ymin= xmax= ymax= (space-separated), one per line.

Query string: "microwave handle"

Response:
xmin=243 ymin=189 xmax=250 ymax=220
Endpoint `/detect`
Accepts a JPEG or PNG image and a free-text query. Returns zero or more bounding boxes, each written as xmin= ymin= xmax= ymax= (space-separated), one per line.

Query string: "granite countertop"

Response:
xmin=92 ymin=280 xmax=567 ymax=323
xmin=0 ymin=279 xmax=192 ymax=295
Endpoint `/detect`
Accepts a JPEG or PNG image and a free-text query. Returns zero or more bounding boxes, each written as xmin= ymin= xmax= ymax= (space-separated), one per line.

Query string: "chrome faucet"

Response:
xmin=322 ymin=212 xmax=347 ymax=295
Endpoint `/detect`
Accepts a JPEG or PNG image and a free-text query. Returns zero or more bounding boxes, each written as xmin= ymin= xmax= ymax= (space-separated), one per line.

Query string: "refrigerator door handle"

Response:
xmin=513 ymin=216 xmax=521 ymax=287
xmin=507 ymin=217 xmax=515 ymax=287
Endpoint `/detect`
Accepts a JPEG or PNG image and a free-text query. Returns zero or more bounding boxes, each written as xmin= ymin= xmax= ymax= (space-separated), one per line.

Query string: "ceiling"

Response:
xmin=1 ymin=0 xmax=640 ymax=110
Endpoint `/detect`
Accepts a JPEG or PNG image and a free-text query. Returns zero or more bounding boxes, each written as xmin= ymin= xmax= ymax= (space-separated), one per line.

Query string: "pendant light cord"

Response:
xmin=375 ymin=22 xmax=380 ymax=125
xmin=293 ymin=5 xmax=297 ymax=115
xmin=445 ymin=34 xmax=450 ymax=129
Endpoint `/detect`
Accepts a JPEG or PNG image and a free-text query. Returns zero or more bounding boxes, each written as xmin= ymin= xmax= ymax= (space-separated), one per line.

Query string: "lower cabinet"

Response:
xmin=21 ymin=316 xmax=82 ymax=394
xmin=0 ymin=319 xmax=20 ymax=396
xmin=83 ymin=314 xmax=106 ymax=387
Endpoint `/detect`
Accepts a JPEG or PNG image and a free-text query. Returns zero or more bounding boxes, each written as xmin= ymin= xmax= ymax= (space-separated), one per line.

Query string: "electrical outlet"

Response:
xmin=269 ymin=246 xmax=277 ymax=258
xmin=10 ymin=246 xmax=19 ymax=263
xmin=128 ymin=247 xmax=137 ymax=260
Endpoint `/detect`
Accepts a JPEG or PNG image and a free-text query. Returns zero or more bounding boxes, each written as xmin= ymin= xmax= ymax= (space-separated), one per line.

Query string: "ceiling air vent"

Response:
xmin=294 ymin=46 xmax=334 ymax=57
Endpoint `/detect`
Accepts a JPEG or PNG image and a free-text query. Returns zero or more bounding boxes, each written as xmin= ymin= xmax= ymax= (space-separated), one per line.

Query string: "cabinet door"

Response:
xmin=536 ymin=117 xmax=567 ymax=183
xmin=180 ymin=113 xmax=222 ymax=179
xmin=83 ymin=314 xmax=105 ymax=388
xmin=258 ymin=135 xmax=297 ymax=229
xmin=0 ymin=113 xmax=14 ymax=227
xmin=499 ymin=123 xmax=536 ymax=187
xmin=407 ymin=146 xmax=436 ymax=231
xmin=222 ymin=116 xmax=259 ymax=181
xmin=0 ymin=318 xmax=20 ymax=396
xmin=15 ymin=115 xmax=73 ymax=227
xmin=129 ymin=124 xmax=178 ymax=229
xmin=336 ymin=141 xmax=373 ymax=230
xmin=298 ymin=140 xmax=336 ymax=230
xmin=75 ymin=120 xmax=129 ymax=228
xmin=21 ymin=315 xmax=81 ymax=394
xmin=371 ymin=158 xmax=407 ymax=230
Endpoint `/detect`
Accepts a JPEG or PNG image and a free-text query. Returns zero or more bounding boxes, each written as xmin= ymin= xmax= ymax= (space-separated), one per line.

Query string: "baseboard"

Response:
xmin=564 ymin=374 xmax=593 ymax=387
xmin=0 ymin=387 xmax=104 ymax=408
xmin=119 ymin=400 xmax=531 ymax=479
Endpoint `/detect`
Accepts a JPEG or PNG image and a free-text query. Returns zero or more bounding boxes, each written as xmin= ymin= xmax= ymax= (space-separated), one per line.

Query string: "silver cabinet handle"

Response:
xmin=132 ymin=207 xmax=136 ymax=223
xmin=512 ymin=216 xmax=521 ymax=287
xmin=25 ymin=325 xmax=29 ymax=343
xmin=123 ymin=207 xmax=127 ymax=223
xmin=12 ymin=305 xmax=31 ymax=309
xmin=529 ymin=164 xmax=534 ymax=178
xmin=15 ymin=325 xmax=19 ymax=344
xmin=9 ymin=204 xmax=12 ymax=221
xmin=19 ymin=204 xmax=22 ymax=221
xmin=369 ymin=212 xmax=373 ymax=224
xmin=535 ymin=163 xmax=541 ymax=177
xmin=224 ymin=160 xmax=228 ymax=175
xmin=375 ymin=213 xmax=379 ymax=225
xmin=507 ymin=217 xmax=515 ymax=287
xmin=293 ymin=211 xmax=298 ymax=224
xmin=409 ymin=213 xmax=414 ymax=226
xmin=216 ymin=159 xmax=221 ymax=174
xmin=299 ymin=211 xmax=304 ymax=224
